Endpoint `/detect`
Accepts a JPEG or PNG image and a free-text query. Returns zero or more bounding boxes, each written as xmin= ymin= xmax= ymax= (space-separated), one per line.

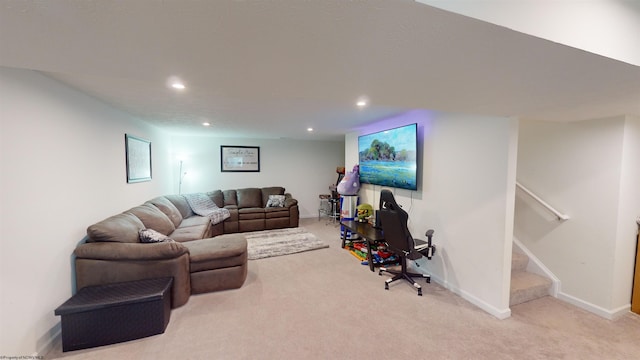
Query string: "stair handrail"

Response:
xmin=516 ymin=181 xmax=570 ymax=221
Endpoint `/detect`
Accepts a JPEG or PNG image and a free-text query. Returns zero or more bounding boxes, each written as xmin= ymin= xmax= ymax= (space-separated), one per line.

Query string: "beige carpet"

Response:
xmin=45 ymin=218 xmax=640 ymax=359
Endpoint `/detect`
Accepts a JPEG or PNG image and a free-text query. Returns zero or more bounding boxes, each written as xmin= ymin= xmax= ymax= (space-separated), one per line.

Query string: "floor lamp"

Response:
xmin=178 ymin=160 xmax=187 ymax=195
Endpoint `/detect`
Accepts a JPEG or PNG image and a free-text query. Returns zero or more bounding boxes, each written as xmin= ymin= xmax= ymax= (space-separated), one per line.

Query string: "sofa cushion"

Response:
xmin=169 ymin=225 xmax=209 ymax=242
xmin=126 ymin=204 xmax=176 ymax=235
xmin=147 ymin=196 xmax=183 ymax=227
xmin=87 ymin=213 xmax=145 ymax=243
xmin=164 ymin=194 xmax=195 ymax=218
xmin=261 ymin=187 xmax=285 ymax=206
xmin=237 ymin=188 xmax=262 ymax=208
xmin=179 ymin=216 xmax=211 ymax=228
xmin=265 ymin=208 xmax=290 ymax=218
xmin=238 ymin=208 xmax=266 ymax=220
xmin=183 ymin=235 xmax=247 ymax=273
xmin=206 ymin=190 xmax=225 ymax=208
xmin=139 ymin=228 xmax=175 ymax=243
xmin=223 ymin=190 xmax=237 ymax=206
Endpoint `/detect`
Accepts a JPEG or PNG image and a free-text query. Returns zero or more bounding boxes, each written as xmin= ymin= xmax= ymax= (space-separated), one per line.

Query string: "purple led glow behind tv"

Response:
xmin=358 ymin=123 xmax=418 ymax=191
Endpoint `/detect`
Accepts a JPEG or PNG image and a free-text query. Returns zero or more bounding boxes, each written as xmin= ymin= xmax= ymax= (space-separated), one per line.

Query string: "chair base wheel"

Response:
xmin=380 ymin=263 xmax=431 ymax=296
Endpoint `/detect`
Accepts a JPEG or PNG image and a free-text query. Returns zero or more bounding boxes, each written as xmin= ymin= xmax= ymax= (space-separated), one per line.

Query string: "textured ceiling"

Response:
xmin=1 ymin=0 xmax=639 ymax=140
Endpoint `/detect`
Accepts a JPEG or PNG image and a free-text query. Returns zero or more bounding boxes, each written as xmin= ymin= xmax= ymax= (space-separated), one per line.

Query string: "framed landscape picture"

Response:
xmin=125 ymin=134 xmax=152 ymax=183
xmin=221 ymin=146 xmax=260 ymax=172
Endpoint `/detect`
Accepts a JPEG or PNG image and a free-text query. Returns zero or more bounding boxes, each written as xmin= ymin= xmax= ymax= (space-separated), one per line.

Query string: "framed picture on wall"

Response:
xmin=125 ymin=134 xmax=152 ymax=183
xmin=220 ymin=146 xmax=260 ymax=172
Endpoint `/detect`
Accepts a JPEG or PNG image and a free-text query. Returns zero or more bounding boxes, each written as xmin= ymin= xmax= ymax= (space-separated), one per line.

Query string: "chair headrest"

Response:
xmin=379 ymin=189 xmax=399 ymax=211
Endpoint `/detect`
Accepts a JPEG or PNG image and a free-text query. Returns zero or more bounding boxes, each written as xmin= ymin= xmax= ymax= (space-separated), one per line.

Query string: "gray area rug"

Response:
xmin=245 ymin=227 xmax=329 ymax=260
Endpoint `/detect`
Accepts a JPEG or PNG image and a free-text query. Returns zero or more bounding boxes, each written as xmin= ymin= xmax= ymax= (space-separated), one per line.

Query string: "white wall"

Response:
xmin=347 ymin=109 xmax=518 ymax=318
xmin=516 ymin=116 xmax=640 ymax=318
xmin=169 ymin=136 xmax=344 ymax=218
xmin=418 ymin=0 xmax=640 ymax=66
xmin=0 ymin=67 xmax=174 ymax=355
xmin=613 ymin=116 xmax=640 ymax=310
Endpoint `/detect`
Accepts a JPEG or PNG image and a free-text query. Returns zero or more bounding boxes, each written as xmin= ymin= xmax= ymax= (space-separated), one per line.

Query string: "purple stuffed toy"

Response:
xmin=337 ymin=165 xmax=360 ymax=195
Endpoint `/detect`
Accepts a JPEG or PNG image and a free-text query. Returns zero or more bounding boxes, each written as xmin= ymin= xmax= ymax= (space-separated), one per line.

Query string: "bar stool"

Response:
xmin=319 ymin=194 xmax=331 ymax=220
xmin=319 ymin=194 xmax=340 ymax=224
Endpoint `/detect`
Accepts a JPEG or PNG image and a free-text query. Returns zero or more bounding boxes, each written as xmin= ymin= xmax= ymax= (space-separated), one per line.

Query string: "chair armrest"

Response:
xmin=415 ymin=229 xmax=436 ymax=259
xmin=425 ymin=229 xmax=434 ymax=240
xmin=74 ymin=241 xmax=189 ymax=261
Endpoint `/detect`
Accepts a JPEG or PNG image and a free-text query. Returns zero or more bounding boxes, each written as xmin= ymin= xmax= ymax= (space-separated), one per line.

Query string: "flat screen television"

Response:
xmin=358 ymin=123 xmax=418 ymax=191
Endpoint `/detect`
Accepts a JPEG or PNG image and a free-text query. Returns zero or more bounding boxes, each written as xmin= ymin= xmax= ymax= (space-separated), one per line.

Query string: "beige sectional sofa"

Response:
xmin=74 ymin=187 xmax=299 ymax=308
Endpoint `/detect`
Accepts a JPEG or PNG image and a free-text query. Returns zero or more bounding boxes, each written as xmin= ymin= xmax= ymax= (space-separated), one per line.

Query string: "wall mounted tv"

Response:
xmin=358 ymin=123 xmax=418 ymax=191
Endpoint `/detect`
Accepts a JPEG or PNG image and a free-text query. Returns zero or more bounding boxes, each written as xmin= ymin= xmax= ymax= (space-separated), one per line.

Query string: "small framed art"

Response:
xmin=125 ymin=134 xmax=152 ymax=183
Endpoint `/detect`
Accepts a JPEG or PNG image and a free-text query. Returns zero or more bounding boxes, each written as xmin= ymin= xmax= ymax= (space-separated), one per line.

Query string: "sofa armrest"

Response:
xmin=75 ymin=253 xmax=191 ymax=308
xmin=74 ymin=241 xmax=189 ymax=261
xmin=284 ymin=193 xmax=298 ymax=207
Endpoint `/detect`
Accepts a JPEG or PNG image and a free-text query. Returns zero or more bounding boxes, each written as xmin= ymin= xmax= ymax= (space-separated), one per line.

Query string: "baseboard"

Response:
xmin=34 ymin=322 xmax=61 ymax=357
xmin=609 ymin=304 xmax=632 ymax=319
xmin=557 ymin=291 xmax=631 ymax=320
xmin=429 ymin=273 xmax=512 ymax=320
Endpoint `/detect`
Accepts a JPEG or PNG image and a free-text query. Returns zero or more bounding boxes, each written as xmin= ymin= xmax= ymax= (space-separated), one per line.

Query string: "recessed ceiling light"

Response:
xmin=307 ymin=127 xmax=314 ymax=132
xmin=167 ymin=76 xmax=186 ymax=90
xmin=356 ymin=97 xmax=368 ymax=107
xmin=202 ymin=122 xmax=211 ymax=127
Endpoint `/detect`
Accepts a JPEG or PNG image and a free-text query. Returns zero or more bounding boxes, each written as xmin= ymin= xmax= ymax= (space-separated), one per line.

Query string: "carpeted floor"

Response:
xmin=45 ymin=218 xmax=640 ymax=359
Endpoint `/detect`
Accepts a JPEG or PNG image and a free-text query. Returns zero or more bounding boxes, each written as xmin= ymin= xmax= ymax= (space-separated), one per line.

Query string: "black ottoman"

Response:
xmin=54 ymin=277 xmax=173 ymax=352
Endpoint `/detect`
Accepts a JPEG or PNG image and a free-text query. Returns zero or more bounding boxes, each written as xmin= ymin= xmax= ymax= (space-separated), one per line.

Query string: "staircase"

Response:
xmin=510 ymin=252 xmax=552 ymax=306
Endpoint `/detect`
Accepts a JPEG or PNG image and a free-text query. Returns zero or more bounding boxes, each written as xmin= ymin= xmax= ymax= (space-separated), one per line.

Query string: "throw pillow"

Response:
xmin=139 ymin=228 xmax=175 ymax=243
xmin=265 ymin=194 xmax=286 ymax=208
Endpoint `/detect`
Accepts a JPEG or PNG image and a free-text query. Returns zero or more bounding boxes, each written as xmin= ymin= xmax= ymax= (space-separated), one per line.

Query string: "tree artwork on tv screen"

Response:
xmin=358 ymin=123 xmax=418 ymax=191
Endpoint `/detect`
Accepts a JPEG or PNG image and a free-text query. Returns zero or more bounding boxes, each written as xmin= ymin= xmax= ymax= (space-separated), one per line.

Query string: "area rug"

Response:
xmin=245 ymin=227 xmax=329 ymax=260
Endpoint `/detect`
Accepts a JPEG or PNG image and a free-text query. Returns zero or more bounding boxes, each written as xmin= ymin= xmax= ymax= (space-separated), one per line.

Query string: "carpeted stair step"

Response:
xmin=512 ymin=252 xmax=529 ymax=272
xmin=510 ymin=271 xmax=552 ymax=306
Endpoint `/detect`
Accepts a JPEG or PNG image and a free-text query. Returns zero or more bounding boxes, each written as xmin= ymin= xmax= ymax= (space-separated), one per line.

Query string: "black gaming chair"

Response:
xmin=378 ymin=189 xmax=436 ymax=296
